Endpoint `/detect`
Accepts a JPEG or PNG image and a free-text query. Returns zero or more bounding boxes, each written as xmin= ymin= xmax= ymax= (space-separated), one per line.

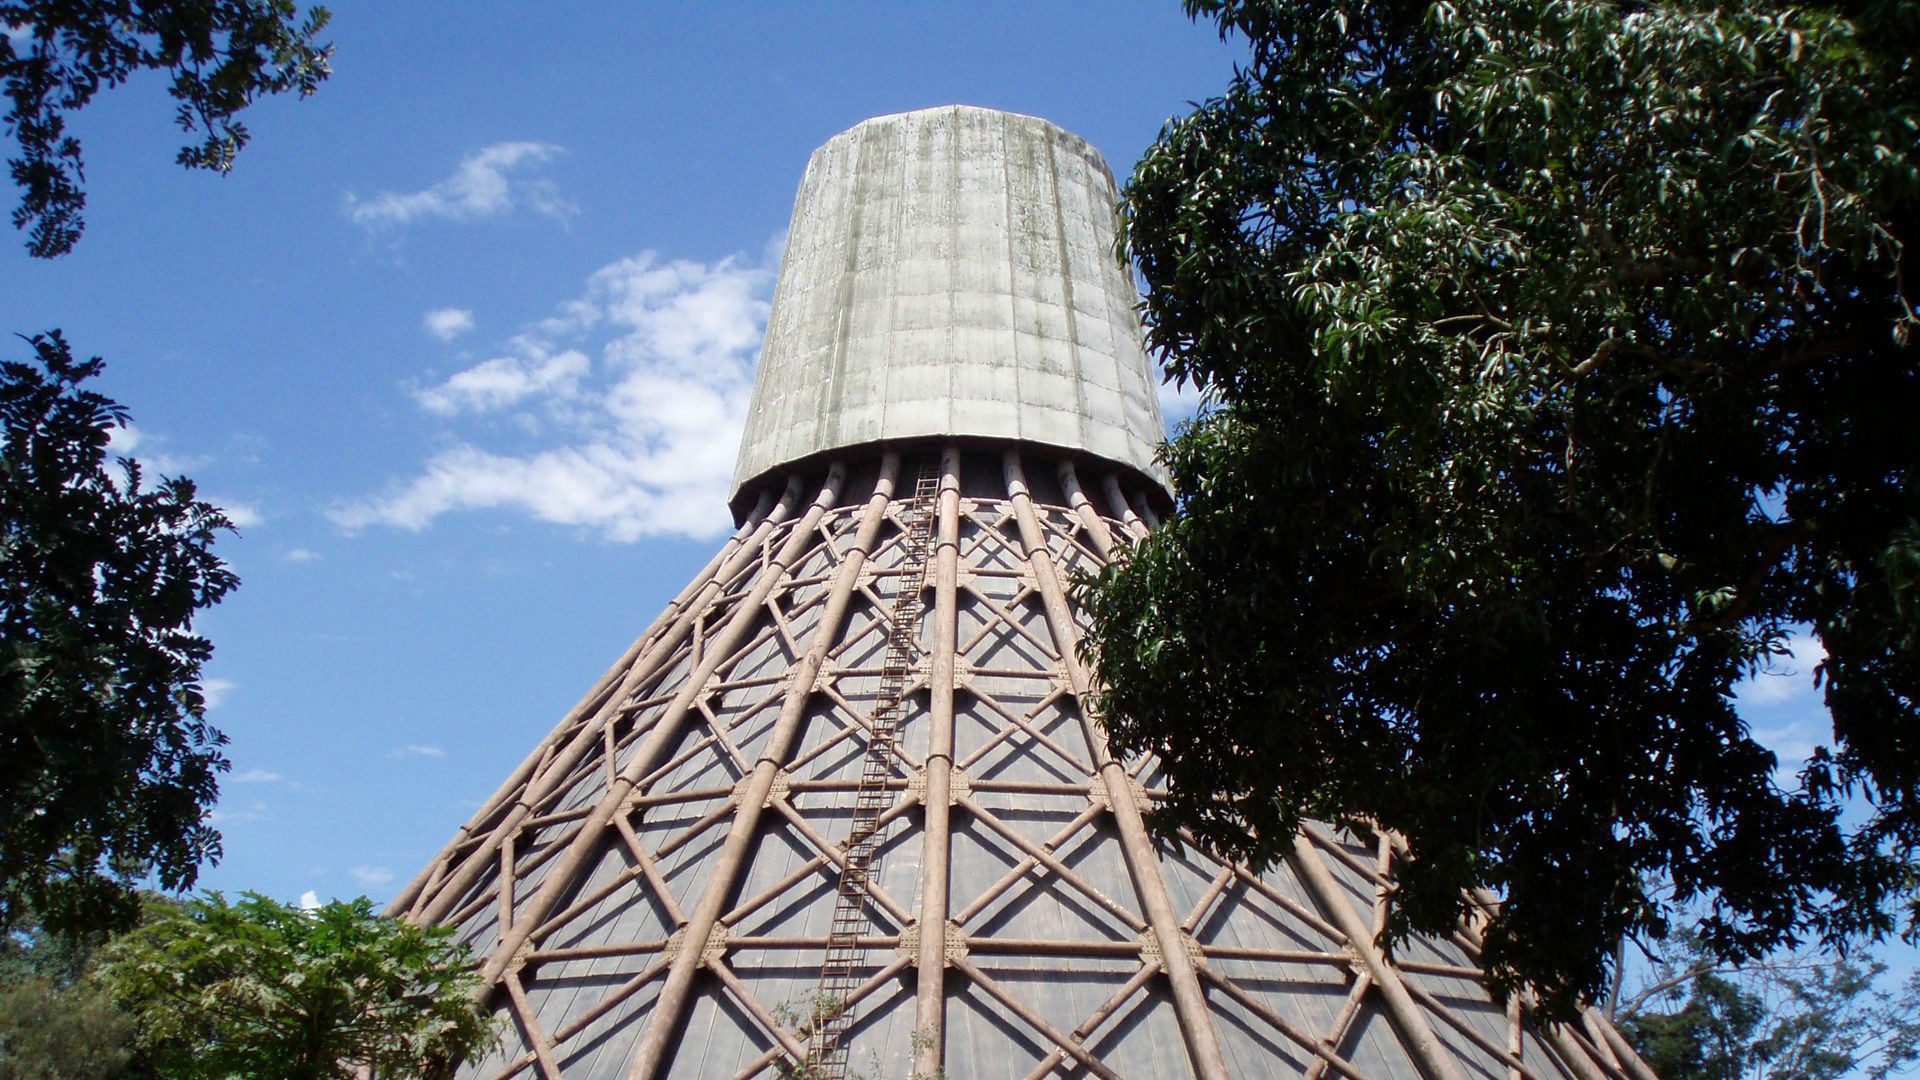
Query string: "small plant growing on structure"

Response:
xmin=772 ymin=992 xmax=856 ymax=1080
xmin=907 ymin=1028 xmax=950 ymax=1080
xmin=767 ymin=998 xmax=950 ymax=1080
xmin=772 ymin=990 xmax=847 ymax=1037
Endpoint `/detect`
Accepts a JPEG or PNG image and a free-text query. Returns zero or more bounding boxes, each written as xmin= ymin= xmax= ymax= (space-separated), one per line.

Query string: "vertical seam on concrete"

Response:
xmin=731 ymin=106 xmax=1175 ymax=508
xmin=945 ymin=113 xmax=961 ymax=436
xmin=823 ymin=130 xmax=867 ymax=455
xmin=1000 ymin=111 xmax=1026 ymax=446
xmin=881 ymin=119 xmax=908 ymax=441
xmin=1044 ymin=127 xmax=1093 ymax=450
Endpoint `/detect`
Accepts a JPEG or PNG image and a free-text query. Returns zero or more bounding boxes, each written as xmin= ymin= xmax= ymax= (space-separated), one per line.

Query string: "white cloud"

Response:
xmin=201 ymin=678 xmax=236 ymax=708
xmin=1736 ymin=630 xmax=1831 ymax=782
xmin=230 ymin=768 xmax=280 ymax=784
xmin=350 ymin=865 xmax=394 ymax=887
xmin=335 ymin=249 xmax=771 ymax=542
xmin=283 ymin=547 xmax=322 ymax=563
xmin=345 ymin=142 xmax=573 ymax=230
xmin=142 ymin=450 xmax=202 ymax=476
xmin=1753 ymin=719 xmax=1825 ymax=776
xmin=105 ymin=424 xmax=204 ymax=479
xmin=297 ymin=890 xmax=321 ymax=911
xmin=216 ymin=500 xmax=263 ymax=529
xmin=391 ymin=744 xmax=445 ymax=759
xmin=1154 ymin=363 xmax=1210 ymax=429
xmin=423 ymin=307 xmax=476 ymax=341
xmin=208 ymin=799 xmax=268 ymax=824
xmin=414 ymin=347 xmax=589 ymax=416
xmin=1738 ymin=631 xmax=1828 ymax=705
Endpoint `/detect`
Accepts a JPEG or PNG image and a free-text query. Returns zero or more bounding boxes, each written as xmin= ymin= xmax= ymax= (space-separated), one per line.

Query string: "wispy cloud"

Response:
xmin=106 ymin=423 xmax=204 ymax=478
xmin=1740 ymin=631 xmax=1828 ymax=705
xmin=106 ymin=423 xmax=143 ymax=455
xmin=350 ymin=865 xmax=394 ymax=887
xmin=334 ymin=248 xmax=772 ymax=542
xmin=202 ymin=678 xmax=236 ymax=709
xmin=424 ymin=307 xmax=476 ymax=342
xmin=1736 ymin=629 xmax=1830 ymax=781
xmin=390 ymin=744 xmax=445 ymax=759
xmin=215 ymin=500 xmax=263 ymax=529
xmin=229 ymin=768 xmax=281 ymax=784
xmin=283 ymin=547 xmax=322 ymax=563
xmin=209 ymin=799 xmax=268 ymax=824
xmin=414 ymin=347 xmax=588 ymax=415
xmin=344 ymin=143 xmax=573 ymax=230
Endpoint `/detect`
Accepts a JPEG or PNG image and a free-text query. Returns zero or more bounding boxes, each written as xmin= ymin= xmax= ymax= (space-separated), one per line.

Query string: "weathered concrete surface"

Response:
xmin=731 ymin=106 xmax=1171 ymax=519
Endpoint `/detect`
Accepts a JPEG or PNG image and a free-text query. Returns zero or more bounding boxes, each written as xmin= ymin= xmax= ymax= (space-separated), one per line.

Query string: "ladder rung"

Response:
xmin=809 ymin=467 xmax=940 ymax=1078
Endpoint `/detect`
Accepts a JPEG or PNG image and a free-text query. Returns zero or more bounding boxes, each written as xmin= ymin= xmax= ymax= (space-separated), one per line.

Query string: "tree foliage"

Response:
xmin=1 ymin=0 xmax=332 ymax=257
xmin=1 ymin=332 xmax=237 ymax=937
xmin=0 ymin=977 xmax=137 ymax=1079
xmin=1081 ymin=0 xmax=1920 ymax=1016
xmin=97 ymin=892 xmax=496 ymax=1080
xmin=0 ymin=895 xmax=177 ymax=1079
xmin=1616 ymin=931 xmax=1920 ymax=1080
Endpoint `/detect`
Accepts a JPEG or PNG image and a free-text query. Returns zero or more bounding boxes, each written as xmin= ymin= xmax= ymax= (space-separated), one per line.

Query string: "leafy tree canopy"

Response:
xmin=1 ymin=0 xmax=332 ymax=257
xmin=0 ymin=896 xmax=174 ymax=1079
xmin=0 ymin=976 xmax=137 ymax=1079
xmin=1615 ymin=929 xmax=1920 ymax=1080
xmin=97 ymin=892 xmax=497 ymax=1080
xmin=1 ymin=332 xmax=237 ymax=937
xmin=1082 ymin=0 xmax=1920 ymax=1016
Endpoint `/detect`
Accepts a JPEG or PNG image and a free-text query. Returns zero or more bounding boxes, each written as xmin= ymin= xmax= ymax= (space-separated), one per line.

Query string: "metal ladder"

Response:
xmin=805 ymin=466 xmax=940 ymax=1077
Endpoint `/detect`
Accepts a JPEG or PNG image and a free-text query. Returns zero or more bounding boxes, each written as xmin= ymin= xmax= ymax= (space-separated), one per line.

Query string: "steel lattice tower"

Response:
xmin=393 ymin=106 xmax=1656 ymax=1080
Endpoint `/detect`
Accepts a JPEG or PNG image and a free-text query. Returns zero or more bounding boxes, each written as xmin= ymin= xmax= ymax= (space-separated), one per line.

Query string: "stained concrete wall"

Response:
xmin=730 ymin=106 xmax=1172 ymax=519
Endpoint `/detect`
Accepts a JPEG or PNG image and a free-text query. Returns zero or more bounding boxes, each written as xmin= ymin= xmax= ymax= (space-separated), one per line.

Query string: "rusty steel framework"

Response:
xmin=391 ymin=104 xmax=1656 ymax=1080
xmin=391 ymin=447 xmax=1656 ymax=1080
xmin=810 ymin=466 xmax=937 ymax=1076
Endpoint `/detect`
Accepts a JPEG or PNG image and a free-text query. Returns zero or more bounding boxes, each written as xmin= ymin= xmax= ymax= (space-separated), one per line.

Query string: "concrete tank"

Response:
xmin=731 ymin=105 xmax=1171 ymax=521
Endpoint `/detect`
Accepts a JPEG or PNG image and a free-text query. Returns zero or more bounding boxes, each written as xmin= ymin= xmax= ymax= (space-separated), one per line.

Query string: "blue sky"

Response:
xmin=1 ymin=1 xmax=1237 ymax=909
xmin=4 ymin=0 xmax=1905 ymax=1024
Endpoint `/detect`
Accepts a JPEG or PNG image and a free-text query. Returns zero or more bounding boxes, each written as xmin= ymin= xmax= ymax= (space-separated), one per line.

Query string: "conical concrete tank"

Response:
xmin=393 ymin=106 xmax=1653 ymax=1080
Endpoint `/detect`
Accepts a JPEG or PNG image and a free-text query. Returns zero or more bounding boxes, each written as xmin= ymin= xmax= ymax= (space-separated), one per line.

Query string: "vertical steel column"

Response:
xmin=479 ymin=469 xmax=844 ymax=989
xmin=1128 ymin=490 xmax=1162 ymax=530
xmin=1102 ymin=474 xmax=1150 ymax=540
xmin=628 ymin=457 xmax=897 ymax=1079
xmin=912 ymin=445 xmax=963 ymax=1076
xmin=1004 ymin=451 xmax=1232 ymax=1080
xmin=1059 ymin=462 xmax=1116 ymax=560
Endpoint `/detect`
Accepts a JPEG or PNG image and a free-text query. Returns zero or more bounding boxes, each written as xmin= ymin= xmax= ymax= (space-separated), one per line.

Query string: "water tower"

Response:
xmin=393 ymin=106 xmax=1651 ymax=1080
